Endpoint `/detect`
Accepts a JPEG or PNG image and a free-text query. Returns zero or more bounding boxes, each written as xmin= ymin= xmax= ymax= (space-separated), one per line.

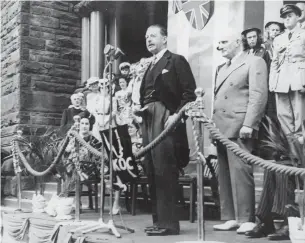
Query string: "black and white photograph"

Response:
xmin=1 ymin=1 xmax=305 ymax=243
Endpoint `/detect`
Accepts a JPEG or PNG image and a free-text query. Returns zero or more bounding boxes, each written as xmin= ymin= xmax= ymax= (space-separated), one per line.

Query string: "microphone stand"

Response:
xmin=71 ymin=51 xmax=134 ymax=238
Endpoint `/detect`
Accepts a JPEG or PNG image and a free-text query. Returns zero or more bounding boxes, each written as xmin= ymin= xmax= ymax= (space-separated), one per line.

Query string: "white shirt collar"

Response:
xmin=154 ymin=48 xmax=168 ymax=63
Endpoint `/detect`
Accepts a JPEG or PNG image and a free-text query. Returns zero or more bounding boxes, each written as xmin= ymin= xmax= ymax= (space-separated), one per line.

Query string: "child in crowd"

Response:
xmin=119 ymin=62 xmax=131 ymax=82
xmin=115 ymin=77 xmax=132 ymax=126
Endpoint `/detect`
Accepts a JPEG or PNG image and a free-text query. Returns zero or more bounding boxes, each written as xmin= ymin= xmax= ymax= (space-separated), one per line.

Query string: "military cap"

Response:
xmin=280 ymin=4 xmax=302 ymax=18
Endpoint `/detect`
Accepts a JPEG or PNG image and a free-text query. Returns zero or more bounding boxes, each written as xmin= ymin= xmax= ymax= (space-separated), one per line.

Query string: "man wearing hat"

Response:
xmin=241 ymin=27 xmax=271 ymax=68
xmin=269 ymin=4 xmax=305 ymax=137
xmin=296 ymin=2 xmax=305 ymax=29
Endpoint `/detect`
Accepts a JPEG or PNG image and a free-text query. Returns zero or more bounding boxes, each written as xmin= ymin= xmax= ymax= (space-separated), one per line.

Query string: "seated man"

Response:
xmin=245 ymin=118 xmax=300 ymax=241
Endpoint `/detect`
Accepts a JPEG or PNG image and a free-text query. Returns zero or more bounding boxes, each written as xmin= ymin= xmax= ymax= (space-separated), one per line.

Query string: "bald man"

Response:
xmin=296 ymin=2 xmax=305 ymax=29
xmin=213 ymin=29 xmax=268 ymax=233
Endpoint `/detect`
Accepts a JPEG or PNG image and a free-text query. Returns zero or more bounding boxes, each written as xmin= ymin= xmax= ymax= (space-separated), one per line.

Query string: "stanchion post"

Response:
xmin=16 ymin=130 xmax=23 ymax=211
xmin=195 ymin=88 xmax=206 ymax=241
xmin=108 ymin=58 xmax=114 ymax=220
xmin=73 ymin=115 xmax=81 ymax=221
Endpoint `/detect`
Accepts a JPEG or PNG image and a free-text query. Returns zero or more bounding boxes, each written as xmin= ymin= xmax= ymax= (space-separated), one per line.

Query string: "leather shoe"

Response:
xmin=267 ymin=225 xmax=289 ymax=241
xmin=144 ymin=225 xmax=158 ymax=233
xmin=245 ymin=223 xmax=275 ymax=238
xmin=146 ymin=227 xmax=179 ymax=236
xmin=213 ymin=220 xmax=239 ymax=231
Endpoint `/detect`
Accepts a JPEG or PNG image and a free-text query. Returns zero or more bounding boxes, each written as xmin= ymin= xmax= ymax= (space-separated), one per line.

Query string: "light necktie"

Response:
xmin=150 ymin=56 xmax=157 ymax=70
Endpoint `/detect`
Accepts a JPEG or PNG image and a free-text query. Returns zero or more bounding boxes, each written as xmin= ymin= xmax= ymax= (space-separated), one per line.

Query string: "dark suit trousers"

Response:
xmin=142 ymin=101 xmax=180 ymax=232
xmin=217 ymin=138 xmax=255 ymax=223
xmin=256 ymin=170 xmax=296 ymax=221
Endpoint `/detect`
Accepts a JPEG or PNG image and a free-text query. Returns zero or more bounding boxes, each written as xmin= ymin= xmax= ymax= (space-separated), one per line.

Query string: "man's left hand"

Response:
xmin=165 ymin=113 xmax=178 ymax=129
xmin=239 ymin=126 xmax=253 ymax=139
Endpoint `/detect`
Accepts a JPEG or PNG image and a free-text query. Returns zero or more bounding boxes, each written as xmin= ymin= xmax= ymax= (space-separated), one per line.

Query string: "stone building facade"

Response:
xmin=1 ymin=1 xmax=81 ymax=151
xmin=1 ymin=0 xmax=294 ymax=154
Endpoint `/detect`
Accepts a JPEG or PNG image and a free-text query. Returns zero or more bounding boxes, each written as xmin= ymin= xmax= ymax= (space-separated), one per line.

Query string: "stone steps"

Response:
xmin=1 ymin=172 xmax=265 ymax=212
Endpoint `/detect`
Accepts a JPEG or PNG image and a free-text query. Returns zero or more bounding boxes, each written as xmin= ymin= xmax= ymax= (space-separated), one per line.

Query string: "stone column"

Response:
xmin=81 ymin=17 xmax=90 ymax=84
xmin=146 ymin=2 xmax=156 ymax=25
xmin=90 ymin=11 xmax=105 ymax=78
xmin=108 ymin=9 xmax=121 ymax=74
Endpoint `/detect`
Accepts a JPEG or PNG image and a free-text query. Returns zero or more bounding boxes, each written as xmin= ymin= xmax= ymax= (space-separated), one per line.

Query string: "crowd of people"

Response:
xmin=213 ymin=3 xmax=305 ymax=241
xmin=58 ymin=2 xmax=305 ymax=239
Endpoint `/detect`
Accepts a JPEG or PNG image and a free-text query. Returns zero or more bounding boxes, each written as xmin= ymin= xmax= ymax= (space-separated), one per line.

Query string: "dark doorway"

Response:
xmin=119 ymin=1 xmax=168 ymax=63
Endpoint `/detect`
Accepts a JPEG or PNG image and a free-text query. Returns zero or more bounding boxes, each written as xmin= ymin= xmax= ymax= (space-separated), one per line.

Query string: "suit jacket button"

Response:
xmin=222 ymin=109 xmax=225 ymax=112
xmin=230 ymin=82 xmax=233 ymax=86
xmin=224 ymin=96 xmax=228 ymax=99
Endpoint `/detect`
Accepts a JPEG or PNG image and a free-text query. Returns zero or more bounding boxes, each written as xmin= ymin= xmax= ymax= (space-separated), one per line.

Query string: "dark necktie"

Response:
xmin=288 ymin=32 xmax=292 ymax=40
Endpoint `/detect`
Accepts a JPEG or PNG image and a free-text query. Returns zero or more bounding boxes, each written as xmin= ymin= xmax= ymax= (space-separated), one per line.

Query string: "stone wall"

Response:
xmin=1 ymin=1 xmax=81 ymax=151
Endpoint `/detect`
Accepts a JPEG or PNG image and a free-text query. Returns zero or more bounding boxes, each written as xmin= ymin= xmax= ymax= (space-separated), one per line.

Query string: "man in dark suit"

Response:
xmin=212 ymin=29 xmax=268 ymax=234
xmin=139 ymin=24 xmax=196 ymax=236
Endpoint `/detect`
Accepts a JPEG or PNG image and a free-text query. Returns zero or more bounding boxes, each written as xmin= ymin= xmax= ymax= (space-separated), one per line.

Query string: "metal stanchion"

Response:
xmin=177 ymin=88 xmax=225 ymax=243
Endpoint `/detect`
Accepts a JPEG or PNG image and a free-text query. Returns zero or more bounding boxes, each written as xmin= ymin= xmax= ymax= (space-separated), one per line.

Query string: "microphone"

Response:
xmin=104 ymin=44 xmax=125 ymax=60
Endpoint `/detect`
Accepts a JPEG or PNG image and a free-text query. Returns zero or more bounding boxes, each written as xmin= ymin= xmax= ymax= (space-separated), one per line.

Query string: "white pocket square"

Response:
xmin=162 ymin=69 xmax=169 ymax=74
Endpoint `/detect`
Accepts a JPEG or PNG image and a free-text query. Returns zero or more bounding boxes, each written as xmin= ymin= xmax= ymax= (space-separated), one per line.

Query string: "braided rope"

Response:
xmin=134 ymin=104 xmax=187 ymax=159
xmin=14 ymin=135 xmax=70 ymax=177
xmin=190 ymin=113 xmax=305 ymax=177
xmin=11 ymin=140 xmax=22 ymax=174
xmin=68 ymin=130 xmax=104 ymax=158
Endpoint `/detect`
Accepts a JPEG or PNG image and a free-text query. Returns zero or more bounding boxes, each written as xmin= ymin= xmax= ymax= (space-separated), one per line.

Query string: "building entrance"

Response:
xmin=117 ymin=1 xmax=168 ymax=64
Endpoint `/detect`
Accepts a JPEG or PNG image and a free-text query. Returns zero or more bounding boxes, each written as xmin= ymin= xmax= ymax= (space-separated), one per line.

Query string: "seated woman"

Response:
xmin=60 ymin=92 xmax=85 ymax=135
xmin=63 ymin=110 xmax=107 ymax=199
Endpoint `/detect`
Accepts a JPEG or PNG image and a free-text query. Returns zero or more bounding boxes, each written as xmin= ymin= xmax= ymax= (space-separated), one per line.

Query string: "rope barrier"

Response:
xmin=14 ymin=135 xmax=69 ymax=177
xmin=134 ymin=104 xmax=187 ymax=159
xmin=190 ymin=113 xmax=305 ymax=177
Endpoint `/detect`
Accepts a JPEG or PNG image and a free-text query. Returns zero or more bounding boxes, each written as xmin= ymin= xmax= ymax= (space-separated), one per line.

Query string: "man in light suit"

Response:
xmin=269 ymin=4 xmax=305 ymax=137
xmin=212 ymin=29 xmax=268 ymax=233
xmin=139 ymin=24 xmax=196 ymax=236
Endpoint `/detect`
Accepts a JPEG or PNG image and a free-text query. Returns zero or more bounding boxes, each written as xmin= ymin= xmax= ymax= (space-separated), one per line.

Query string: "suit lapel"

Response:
xmin=152 ymin=50 xmax=171 ymax=84
xmin=139 ymin=50 xmax=171 ymax=101
xmin=215 ymin=52 xmax=247 ymax=94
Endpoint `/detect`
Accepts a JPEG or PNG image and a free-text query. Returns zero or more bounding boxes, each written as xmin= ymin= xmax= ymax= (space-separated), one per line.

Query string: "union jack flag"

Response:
xmin=171 ymin=0 xmax=213 ymax=30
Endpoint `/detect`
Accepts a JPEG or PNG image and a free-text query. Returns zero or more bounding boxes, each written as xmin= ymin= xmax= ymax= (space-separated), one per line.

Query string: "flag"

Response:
xmin=170 ymin=0 xmax=213 ymax=30
xmin=182 ymin=0 xmax=212 ymax=30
